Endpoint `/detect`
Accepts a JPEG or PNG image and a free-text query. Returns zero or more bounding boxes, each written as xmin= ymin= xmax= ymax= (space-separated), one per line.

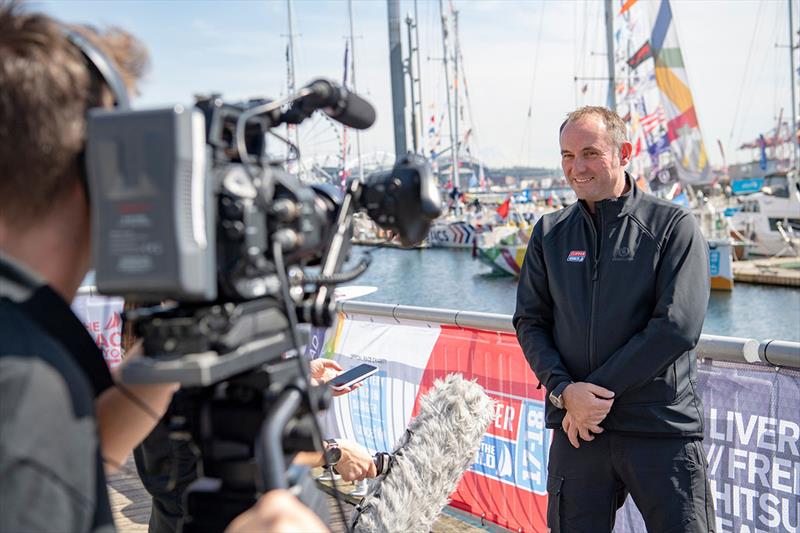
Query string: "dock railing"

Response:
xmin=75 ymin=285 xmax=799 ymax=368
xmin=338 ymin=300 xmax=800 ymax=369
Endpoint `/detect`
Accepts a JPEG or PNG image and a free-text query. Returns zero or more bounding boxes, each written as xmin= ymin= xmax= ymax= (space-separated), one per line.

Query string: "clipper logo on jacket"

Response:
xmin=567 ymin=250 xmax=586 ymax=263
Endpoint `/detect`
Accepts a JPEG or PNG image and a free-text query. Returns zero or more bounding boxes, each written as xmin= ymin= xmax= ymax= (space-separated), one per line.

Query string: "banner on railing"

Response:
xmin=697 ymin=362 xmax=799 ymax=533
xmin=616 ymin=360 xmax=800 ymax=532
xmin=71 ymin=293 xmax=125 ymax=368
xmin=318 ymin=312 xmax=549 ymax=532
xmin=320 ymin=312 xmax=800 ymax=533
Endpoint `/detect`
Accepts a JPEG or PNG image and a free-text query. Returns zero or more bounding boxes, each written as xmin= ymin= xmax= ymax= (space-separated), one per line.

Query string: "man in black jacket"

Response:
xmin=514 ymin=106 xmax=715 ymax=532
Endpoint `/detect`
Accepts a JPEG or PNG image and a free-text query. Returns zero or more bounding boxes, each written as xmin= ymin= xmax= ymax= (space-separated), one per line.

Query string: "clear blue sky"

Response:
xmin=36 ymin=0 xmax=795 ymax=168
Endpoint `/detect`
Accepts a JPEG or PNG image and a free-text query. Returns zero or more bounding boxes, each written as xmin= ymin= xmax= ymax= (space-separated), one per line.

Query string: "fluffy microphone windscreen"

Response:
xmin=352 ymin=373 xmax=495 ymax=533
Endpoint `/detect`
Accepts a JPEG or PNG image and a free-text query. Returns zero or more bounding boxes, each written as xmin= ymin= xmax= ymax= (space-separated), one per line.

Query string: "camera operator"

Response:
xmin=0 ymin=3 xmax=324 ymax=531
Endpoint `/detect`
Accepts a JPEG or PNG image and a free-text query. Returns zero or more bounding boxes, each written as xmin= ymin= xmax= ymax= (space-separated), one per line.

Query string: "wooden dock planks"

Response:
xmin=107 ymin=458 xmax=485 ymax=532
xmin=733 ymin=257 xmax=800 ymax=287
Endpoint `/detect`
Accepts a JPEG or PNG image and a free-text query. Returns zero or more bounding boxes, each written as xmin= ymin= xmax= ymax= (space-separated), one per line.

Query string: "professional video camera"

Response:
xmin=85 ymin=78 xmax=440 ymax=531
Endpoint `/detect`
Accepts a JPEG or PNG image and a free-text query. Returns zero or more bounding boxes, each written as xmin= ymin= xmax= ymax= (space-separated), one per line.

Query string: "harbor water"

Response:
xmin=347 ymin=246 xmax=800 ymax=343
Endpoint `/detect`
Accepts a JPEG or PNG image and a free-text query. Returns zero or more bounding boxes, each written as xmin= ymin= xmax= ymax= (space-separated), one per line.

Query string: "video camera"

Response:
xmin=85 ymin=78 xmax=440 ymax=530
xmin=87 ymin=77 xmax=439 ymax=367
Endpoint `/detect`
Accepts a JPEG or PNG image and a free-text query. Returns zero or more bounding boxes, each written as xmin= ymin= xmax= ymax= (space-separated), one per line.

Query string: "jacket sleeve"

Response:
xmin=585 ymin=212 xmax=710 ymax=397
xmin=513 ymin=219 xmax=574 ymax=393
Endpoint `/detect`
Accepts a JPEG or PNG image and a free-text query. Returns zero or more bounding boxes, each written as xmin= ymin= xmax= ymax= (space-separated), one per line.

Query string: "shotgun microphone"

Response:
xmin=351 ymin=374 xmax=494 ymax=533
xmin=283 ymin=79 xmax=376 ymax=130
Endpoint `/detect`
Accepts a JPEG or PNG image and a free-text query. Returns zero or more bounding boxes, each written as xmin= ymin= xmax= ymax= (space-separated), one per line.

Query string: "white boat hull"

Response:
xmin=428 ymin=221 xmax=486 ymax=248
xmin=478 ymin=238 xmax=734 ymax=291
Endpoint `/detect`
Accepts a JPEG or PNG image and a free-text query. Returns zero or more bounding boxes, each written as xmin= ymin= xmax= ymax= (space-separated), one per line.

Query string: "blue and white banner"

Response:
xmin=617 ymin=360 xmax=800 ymax=532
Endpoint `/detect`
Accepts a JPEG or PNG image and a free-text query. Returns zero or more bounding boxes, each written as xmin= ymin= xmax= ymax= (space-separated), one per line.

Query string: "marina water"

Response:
xmin=347 ymin=246 xmax=800 ymax=343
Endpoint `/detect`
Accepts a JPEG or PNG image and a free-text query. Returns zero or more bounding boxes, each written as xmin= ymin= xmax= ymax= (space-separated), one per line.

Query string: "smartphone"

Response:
xmin=328 ymin=363 xmax=378 ymax=391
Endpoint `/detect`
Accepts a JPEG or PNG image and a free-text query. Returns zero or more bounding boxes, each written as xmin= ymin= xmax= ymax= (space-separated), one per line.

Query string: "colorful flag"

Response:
xmin=496 ymin=198 xmax=511 ymax=219
xmin=650 ymin=0 xmax=710 ymax=183
xmin=647 ymin=134 xmax=671 ymax=157
xmin=640 ymin=106 xmax=665 ymax=134
xmin=619 ymin=0 xmax=640 ymax=16
xmin=627 ymin=41 xmax=652 ymax=70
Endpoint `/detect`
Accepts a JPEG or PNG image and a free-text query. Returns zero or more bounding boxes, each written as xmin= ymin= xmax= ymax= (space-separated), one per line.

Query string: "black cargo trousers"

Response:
xmin=546 ymin=430 xmax=716 ymax=532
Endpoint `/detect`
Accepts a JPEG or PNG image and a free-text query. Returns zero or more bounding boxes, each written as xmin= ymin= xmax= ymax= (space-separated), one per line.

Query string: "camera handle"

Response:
xmin=179 ymin=377 xmax=329 ymax=532
xmin=255 ymin=385 xmax=304 ymax=490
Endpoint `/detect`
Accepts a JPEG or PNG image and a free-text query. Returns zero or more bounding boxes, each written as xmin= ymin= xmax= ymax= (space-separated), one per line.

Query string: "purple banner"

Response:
xmin=616 ymin=360 xmax=800 ymax=532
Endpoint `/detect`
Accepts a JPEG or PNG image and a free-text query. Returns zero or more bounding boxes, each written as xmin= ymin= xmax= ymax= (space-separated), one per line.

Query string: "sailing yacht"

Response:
xmin=731 ymin=170 xmax=800 ymax=257
xmin=612 ymin=0 xmax=736 ymax=289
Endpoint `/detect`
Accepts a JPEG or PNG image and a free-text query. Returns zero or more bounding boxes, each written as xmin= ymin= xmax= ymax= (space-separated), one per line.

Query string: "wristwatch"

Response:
xmin=323 ymin=438 xmax=342 ymax=467
xmin=549 ymin=382 xmax=571 ymax=410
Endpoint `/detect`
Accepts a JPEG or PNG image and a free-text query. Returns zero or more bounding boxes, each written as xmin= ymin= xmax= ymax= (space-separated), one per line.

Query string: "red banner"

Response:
xmin=412 ymin=326 xmax=550 ymax=532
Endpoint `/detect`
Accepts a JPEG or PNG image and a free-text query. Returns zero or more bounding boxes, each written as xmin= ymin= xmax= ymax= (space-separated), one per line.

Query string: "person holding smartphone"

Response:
xmin=135 ymin=356 xmax=377 ymax=533
xmin=295 ymin=359 xmax=378 ymax=482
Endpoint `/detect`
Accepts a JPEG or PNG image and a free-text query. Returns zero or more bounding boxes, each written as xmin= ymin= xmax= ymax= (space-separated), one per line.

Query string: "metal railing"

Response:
xmin=338 ymin=300 xmax=800 ymax=370
xmin=74 ymin=287 xmax=800 ymax=369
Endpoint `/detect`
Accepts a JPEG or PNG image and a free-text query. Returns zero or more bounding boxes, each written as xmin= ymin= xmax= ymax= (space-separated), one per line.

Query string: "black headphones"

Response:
xmin=62 ymin=27 xmax=131 ymax=200
xmin=63 ymin=27 xmax=130 ymax=110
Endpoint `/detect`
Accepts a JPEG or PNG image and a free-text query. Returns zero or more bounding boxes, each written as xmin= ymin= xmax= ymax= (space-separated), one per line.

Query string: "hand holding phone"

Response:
xmin=328 ymin=363 xmax=378 ymax=391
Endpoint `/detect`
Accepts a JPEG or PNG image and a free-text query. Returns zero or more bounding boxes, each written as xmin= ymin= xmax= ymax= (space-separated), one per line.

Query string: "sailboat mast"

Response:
xmin=789 ymin=0 xmax=798 ymax=166
xmin=347 ymin=0 xmax=363 ymax=180
xmin=453 ymin=8 xmax=460 ymax=190
xmin=286 ymin=0 xmax=299 ymax=151
xmin=414 ymin=0 xmax=425 ymax=157
xmin=604 ymin=0 xmax=616 ymax=111
xmin=405 ymin=14 xmax=419 ymax=153
xmin=388 ymin=0 xmax=408 ymax=157
xmin=437 ymin=0 xmax=457 ymax=188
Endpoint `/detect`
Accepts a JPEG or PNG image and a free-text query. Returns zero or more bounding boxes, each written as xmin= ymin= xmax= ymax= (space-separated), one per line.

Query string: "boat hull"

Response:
xmin=708 ymin=238 xmax=734 ymax=291
xmin=478 ymin=239 xmax=734 ymax=291
xmin=428 ymin=221 xmax=487 ymax=248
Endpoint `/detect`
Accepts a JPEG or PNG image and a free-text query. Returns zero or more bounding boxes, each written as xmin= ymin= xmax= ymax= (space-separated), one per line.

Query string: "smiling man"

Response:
xmin=513 ymin=106 xmax=716 ymax=532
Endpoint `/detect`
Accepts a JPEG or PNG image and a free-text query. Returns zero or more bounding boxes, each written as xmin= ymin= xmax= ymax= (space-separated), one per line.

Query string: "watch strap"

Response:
xmin=551 ymin=381 xmax=571 ymax=398
xmin=323 ymin=439 xmax=341 ymax=466
xmin=549 ymin=381 xmax=572 ymax=409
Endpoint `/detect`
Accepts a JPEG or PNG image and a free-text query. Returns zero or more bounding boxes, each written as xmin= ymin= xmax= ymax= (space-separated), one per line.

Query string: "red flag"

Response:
xmin=626 ymin=40 xmax=652 ymax=69
xmin=496 ymin=198 xmax=510 ymax=219
xmin=619 ymin=0 xmax=639 ymax=16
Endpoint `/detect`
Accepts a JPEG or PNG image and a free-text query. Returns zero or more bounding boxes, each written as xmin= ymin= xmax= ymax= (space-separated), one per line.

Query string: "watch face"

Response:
xmin=549 ymin=392 xmax=563 ymax=409
xmin=324 ymin=446 xmax=342 ymax=466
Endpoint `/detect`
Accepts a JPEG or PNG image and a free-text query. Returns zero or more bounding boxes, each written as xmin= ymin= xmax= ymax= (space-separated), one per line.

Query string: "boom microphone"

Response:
xmin=351 ymin=374 xmax=494 ymax=533
xmin=289 ymin=78 xmax=376 ymax=130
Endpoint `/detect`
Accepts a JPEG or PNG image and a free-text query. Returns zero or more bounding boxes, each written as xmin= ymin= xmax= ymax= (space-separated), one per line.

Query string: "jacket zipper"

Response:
xmin=581 ymin=207 xmax=602 ymax=371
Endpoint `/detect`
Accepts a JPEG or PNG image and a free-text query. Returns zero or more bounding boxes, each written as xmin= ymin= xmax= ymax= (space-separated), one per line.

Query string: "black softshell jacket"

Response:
xmin=513 ymin=175 xmax=710 ymax=436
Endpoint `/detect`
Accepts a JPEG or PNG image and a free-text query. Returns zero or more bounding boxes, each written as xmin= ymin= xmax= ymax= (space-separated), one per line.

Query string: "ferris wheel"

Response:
xmin=295 ymin=112 xmax=345 ymax=184
xmin=263 ymin=111 xmax=345 ymax=184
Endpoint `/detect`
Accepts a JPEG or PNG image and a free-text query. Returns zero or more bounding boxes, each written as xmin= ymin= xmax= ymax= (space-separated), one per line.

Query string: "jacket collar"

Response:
xmin=0 ymin=253 xmax=113 ymax=397
xmin=577 ymin=172 xmax=641 ymax=221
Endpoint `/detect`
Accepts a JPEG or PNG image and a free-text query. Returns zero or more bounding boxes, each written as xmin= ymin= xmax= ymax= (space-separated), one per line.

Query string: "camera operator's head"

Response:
xmin=0 ymin=0 xmax=147 ymax=299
